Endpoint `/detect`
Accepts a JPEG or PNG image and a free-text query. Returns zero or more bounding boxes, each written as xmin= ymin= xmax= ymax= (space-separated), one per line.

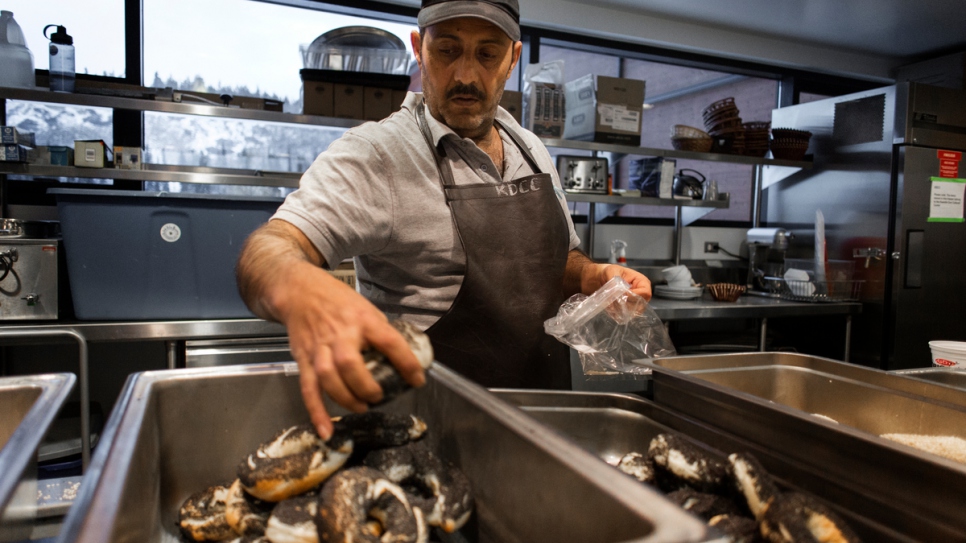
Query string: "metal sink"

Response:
xmin=893 ymin=367 xmax=966 ymax=391
xmin=0 ymin=373 xmax=76 ymax=541
xmin=59 ymin=363 xmax=709 ymax=543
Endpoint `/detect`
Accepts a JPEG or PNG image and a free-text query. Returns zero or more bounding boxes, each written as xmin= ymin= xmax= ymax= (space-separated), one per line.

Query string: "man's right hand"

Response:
xmin=236 ymin=220 xmax=426 ymax=439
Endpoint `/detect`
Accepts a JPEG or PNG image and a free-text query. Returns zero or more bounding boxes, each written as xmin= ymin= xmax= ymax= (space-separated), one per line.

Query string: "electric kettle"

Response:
xmin=672 ymin=168 xmax=706 ymax=199
xmin=0 ymin=11 xmax=35 ymax=89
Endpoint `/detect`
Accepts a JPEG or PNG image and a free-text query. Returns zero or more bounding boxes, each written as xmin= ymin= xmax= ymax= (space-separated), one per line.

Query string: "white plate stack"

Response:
xmin=653 ymin=285 xmax=704 ymax=300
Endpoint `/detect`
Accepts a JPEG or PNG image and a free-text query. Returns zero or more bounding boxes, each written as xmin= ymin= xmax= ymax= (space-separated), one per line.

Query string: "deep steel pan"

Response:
xmin=648 ymin=353 xmax=966 ymax=541
xmin=59 ymin=363 xmax=709 ymax=543
xmin=493 ymin=389 xmax=915 ymax=543
xmin=893 ymin=367 xmax=966 ymax=392
xmin=0 ymin=373 xmax=76 ymax=540
xmin=647 ymin=351 xmax=966 ymax=410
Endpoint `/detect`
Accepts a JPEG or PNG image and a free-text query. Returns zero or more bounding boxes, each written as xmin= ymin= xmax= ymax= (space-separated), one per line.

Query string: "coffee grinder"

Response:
xmin=745 ymin=227 xmax=792 ymax=294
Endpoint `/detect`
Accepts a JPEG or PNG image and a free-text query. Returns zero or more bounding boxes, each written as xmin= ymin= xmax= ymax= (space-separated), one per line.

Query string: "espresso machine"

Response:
xmin=745 ymin=227 xmax=792 ymax=294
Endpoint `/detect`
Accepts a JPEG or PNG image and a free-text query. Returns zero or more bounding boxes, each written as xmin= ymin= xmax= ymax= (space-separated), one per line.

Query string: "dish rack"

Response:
xmin=764 ymin=277 xmax=864 ymax=303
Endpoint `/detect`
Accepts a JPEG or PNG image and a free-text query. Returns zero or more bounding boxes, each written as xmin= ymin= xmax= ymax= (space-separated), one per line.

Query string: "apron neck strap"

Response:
xmin=417 ymin=101 xmax=545 ymax=182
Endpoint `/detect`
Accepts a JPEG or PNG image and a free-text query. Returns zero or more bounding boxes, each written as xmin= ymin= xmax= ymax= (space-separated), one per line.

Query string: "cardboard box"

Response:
xmin=114 ymin=146 xmax=142 ymax=170
xmin=32 ymin=146 xmax=74 ymax=166
xmin=364 ymin=87 xmax=393 ymax=121
xmin=302 ymin=81 xmax=335 ymax=116
xmin=563 ymin=75 xmax=645 ymax=145
xmin=1 ymin=126 xmax=36 ymax=147
xmin=74 ymin=140 xmax=113 ymax=168
xmin=500 ymin=90 xmax=523 ymax=124
xmin=333 ymin=84 xmax=364 ymax=119
xmin=528 ymin=83 xmax=565 ymax=137
xmin=1 ymin=144 xmax=33 ymax=162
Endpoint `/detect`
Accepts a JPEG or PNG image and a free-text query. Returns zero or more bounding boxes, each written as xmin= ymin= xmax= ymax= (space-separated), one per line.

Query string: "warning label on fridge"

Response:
xmin=938 ymin=149 xmax=962 ymax=178
xmin=929 ymin=177 xmax=965 ymax=223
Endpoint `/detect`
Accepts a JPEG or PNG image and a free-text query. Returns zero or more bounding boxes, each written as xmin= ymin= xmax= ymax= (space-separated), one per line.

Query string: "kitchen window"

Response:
xmin=141 ymin=0 xmax=417 ymax=195
xmin=3 ymin=0 xmax=126 ymax=78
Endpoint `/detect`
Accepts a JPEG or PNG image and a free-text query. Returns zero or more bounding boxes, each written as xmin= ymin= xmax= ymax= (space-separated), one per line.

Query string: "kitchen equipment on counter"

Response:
xmin=493 ymin=389 xmax=916 ymax=542
xmin=0 ymin=373 xmax=76 ymax=540
xmin=59 ymin=362 xmax=711 ymax=543
xmin=300 ymin=26 xmax=410 ymax=75
xmin=0 ymin=218 xmax=62 ymax=320
xmin=652 ymin=285 xmax=703 ymax=300
xmin=557 ymin=155 xmax=609 ymax=194
xmin=648 ymin=352 xmax=966 ymax=541
xmin=0 ymin=11 xmax=35 ymax=89
xmin=706 ymin=282 xmax=744 ymax=302
xmin=671 ymin=168 xmax=705 ymax=199
xmin=763 ymin=82 xmax=966 ymax=369
xmin=43 ymin=24 xmax=74 ymax=93
xmin=744 ymin=227 xmax=791 ymax=293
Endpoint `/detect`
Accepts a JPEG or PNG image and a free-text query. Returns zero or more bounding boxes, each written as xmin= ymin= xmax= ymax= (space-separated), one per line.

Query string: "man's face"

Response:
xmin=412 ymin=18 xmax=522 ymax=141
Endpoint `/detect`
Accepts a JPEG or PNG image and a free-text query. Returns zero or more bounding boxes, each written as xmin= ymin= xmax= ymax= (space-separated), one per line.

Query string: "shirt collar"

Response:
xmin=407 ymin=92 xmax=520 ymax=149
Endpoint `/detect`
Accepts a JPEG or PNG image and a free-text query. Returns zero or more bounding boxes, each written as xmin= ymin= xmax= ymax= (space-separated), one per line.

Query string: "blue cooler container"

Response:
xmin=50 ymin=189 xmax=283 ymax=320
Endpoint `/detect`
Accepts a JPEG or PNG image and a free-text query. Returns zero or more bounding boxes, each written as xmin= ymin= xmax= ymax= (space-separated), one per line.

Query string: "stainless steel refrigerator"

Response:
xmin=762 ymin=82 xmax=966 ymax=370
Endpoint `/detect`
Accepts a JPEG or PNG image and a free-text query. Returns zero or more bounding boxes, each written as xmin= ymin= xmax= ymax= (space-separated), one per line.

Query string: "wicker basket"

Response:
xmin=671 ymin=136 xmax=713 ymax=153
xmin=702 ymin=97 xmax=736 ymax=119
xmin=707 ymin=283 xmax=746 ymax=302
xmin=671 ymin=124 xmax=709 ymax=139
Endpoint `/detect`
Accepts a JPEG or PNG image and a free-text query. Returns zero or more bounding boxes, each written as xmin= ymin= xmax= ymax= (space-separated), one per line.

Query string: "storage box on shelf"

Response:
xmin=49 ymin=189 xmax=283 ymax=321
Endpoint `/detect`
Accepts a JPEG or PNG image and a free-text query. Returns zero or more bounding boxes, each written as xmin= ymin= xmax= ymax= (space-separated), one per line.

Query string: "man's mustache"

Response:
xmin=446 ymin=84 xmax=486 ymax=100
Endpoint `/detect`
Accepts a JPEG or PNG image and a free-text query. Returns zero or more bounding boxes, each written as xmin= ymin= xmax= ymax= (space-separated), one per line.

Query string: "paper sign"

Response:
xmin=597 ymin=104 xmax=640 ymax=133
xmin=938 ymin=150 xmax=962 ymax=161
xmin=928 ymin=177 xmax=966 ymax=223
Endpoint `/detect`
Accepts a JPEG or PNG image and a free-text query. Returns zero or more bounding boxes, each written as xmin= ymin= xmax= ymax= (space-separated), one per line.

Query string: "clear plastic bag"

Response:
xmin=544 ymin=276 xmax=677 ymax=375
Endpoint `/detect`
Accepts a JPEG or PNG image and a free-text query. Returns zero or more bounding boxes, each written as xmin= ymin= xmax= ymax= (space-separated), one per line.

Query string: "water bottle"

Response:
xmin=43 ymin=24 xmax=74 ymax=93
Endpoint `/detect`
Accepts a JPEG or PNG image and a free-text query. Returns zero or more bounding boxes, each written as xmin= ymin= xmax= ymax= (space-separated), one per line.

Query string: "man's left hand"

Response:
xmin=585 ymin=263 xmax=652 ymax=300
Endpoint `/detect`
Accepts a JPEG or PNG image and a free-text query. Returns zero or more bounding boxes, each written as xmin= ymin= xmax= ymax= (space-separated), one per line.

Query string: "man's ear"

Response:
xmin=411 ymin=30 xmax=423 ymax=69
xmin=508 ymin=41 xmax=523 ymax=76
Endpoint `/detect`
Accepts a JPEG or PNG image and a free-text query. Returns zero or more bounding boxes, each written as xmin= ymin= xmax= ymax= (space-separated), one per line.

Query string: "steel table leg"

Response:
xmin=0 ymin=330 xmax=90 ymax=470
xmin=759 ymin=317 xmax=768 ymax=351
xmin=844 ymin=315 xmax=852 ymax=362
xmin=166 ymin=340 xmax=186 ymax=369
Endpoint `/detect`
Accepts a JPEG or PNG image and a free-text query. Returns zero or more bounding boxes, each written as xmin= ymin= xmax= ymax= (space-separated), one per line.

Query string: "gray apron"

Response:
xmin=417 ymin=104 xmax=571 ymax=389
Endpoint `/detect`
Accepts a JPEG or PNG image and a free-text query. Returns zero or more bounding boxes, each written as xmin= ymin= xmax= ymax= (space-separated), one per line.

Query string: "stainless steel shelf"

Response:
xmin=0 ymin=162 xmax=302 ymax=187
xmin=0 ymin=318 xmax=286 ymax=342
xmin=540 ymin=137 xmax=813 ymax=169
xmin=648 ymin=296 xmax=862 ymax=320
xmin=564 ymin=192 xmax=729 ymax=208
xmin=0 ymin=86 xmax=365 ymax=128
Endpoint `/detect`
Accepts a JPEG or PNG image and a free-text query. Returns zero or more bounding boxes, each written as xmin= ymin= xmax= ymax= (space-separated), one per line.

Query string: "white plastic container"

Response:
xmin=929 ymin=340 xmax=966 ymax=368
xmin=0 ymin=11 xmax=35 ymax=89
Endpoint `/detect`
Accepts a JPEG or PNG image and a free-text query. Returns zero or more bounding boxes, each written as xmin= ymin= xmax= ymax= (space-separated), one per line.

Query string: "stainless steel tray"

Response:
xmin=649 ymin=353 xmax=966 ymax=540
xmin=59 ymin=363 xmax=709 ymax=543
xmin=892 ymin=367 xmax=966 ymax=391
xmin=0 ymin=373 xmax=76 ymax=540
xmin=646 ymin=351 xmax=966 ymax=411
xmin=493 ymin=389 xmax=915 ymax=543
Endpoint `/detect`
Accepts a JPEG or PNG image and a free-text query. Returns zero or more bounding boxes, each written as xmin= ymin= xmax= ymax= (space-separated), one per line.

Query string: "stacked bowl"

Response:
xmin=742 ymin=122 xmax=771 ymax=157
xmin=702 ymin=98 xmax=744 ymax=154
xmin=770 ymin=128 xmax=812 ymax=161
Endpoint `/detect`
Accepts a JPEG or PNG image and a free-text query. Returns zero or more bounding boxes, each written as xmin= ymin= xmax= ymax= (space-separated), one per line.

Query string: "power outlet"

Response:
xmin=704 ymin=241 xmax=720 ymax=253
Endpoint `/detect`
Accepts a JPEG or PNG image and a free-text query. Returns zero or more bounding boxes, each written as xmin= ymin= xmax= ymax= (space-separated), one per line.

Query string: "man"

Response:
xmin=236 ymin=0 xmax=651 ymax=439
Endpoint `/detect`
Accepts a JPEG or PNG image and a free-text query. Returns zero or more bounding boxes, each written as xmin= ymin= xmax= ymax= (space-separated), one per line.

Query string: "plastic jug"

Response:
xmin=0 ymin=11 xmax=35 ymax=89
xmin=44 ymin=24 xmax=74 ymax=92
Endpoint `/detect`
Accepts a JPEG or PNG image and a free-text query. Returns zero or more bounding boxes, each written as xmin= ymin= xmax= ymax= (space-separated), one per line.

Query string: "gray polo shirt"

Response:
xmin=273 ymin=92 xmax=580 ymax=330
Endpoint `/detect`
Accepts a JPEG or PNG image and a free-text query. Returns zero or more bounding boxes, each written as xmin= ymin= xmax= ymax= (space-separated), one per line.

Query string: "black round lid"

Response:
xmin=44 ymin=24 xmax=73 ymax=45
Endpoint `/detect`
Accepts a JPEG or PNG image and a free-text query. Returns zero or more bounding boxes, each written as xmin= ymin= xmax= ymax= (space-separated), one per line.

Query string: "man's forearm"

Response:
xmin=236 ymin=220 xmax=324 ymax=322
xmin=563 ymin=249 xmax=602 ymax=297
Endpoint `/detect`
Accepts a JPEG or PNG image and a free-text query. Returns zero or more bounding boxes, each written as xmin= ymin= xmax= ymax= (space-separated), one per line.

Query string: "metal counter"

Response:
xmin=0 ymin=373 xmax=76 ymax=541
xmin=650 ymin=353 xmax=966 ymax=541
xmin=60 ymin=362 xmax=710 ymax=543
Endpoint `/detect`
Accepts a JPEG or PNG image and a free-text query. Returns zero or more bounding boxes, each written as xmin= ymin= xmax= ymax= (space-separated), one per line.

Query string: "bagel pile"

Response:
xmin=178 ymin=411 xmax=473 ymax=543
xmin=616 ymin=433 xmax=860 ymax=543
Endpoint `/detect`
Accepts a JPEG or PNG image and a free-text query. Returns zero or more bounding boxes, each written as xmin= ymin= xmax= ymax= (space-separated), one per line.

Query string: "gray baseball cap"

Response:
xmin=418 ymin=0 xmax=521 ymax=42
